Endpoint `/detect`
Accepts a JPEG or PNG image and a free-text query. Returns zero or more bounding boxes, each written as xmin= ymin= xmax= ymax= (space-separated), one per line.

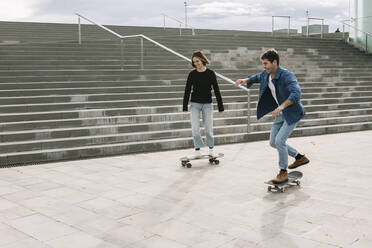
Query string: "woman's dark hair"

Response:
xmin=261 ymin=49 xmax=280 ymax=65
xmin=191 ymin=51 xmax=210 ymax=68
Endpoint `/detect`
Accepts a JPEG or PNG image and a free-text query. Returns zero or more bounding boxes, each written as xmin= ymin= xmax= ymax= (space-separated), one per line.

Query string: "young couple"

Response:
xmin=183 ymin=49 xmax=309 ymax=183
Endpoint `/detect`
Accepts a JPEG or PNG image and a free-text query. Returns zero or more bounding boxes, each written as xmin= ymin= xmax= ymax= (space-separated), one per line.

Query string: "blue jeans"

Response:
xmin=269 ymin=113 xmax=299 ymax=170
xmin=190 ymin=102 xmax=214 ymax=149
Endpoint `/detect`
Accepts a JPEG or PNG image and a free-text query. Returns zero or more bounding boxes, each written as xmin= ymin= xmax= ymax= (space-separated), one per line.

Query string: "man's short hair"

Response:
xmin=261 ymin=49 xmax=279 ymax=65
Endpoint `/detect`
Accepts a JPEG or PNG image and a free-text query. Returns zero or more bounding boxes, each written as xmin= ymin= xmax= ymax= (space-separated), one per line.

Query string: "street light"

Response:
xmin=184 ymin=1 xmax=188 ymax=27
xmin=306 ymin=10 xmax=309 ymax=37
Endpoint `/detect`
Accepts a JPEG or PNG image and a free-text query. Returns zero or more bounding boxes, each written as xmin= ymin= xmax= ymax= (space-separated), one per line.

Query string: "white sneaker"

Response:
xmin=209 ymin=148 xmax=218 ymax=157
xmin=188 ymin=150 xmax=202 ymax=159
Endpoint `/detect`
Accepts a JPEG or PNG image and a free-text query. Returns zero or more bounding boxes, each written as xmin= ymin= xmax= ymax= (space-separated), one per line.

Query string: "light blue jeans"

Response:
xmin=190 ymin=102 xmax=214 ymax=149
xmin=269 ymin=113 xmax=299 ymax=170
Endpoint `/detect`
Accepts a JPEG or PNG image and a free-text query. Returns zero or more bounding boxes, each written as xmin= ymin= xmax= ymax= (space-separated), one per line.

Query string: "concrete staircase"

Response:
xmin=0 ymin=21 xmax=372 ymax=165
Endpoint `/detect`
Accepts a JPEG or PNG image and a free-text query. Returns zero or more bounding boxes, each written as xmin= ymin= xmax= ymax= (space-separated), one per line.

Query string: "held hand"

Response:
xmin=234 ymin=79 xmax=246 ymax=87
xmin=272 ymin=106 xmax=284 ymax=118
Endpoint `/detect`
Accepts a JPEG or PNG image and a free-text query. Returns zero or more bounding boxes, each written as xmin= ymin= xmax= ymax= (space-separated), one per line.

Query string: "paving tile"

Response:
xmin=5 ymin=214 xmax=78 ymax=242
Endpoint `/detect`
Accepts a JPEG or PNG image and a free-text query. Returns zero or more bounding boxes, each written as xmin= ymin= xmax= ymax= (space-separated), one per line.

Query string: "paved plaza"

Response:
xmin=0 ymin=131 xmax=371 ymax=248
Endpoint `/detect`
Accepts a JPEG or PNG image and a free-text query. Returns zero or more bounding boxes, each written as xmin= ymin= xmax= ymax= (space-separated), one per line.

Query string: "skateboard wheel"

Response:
xmin=186 ymin=163 xmax=192 ymax=168
xmin=280 ymin=188 xmax=285 ymax=193
xmin=267 ymin=186 xmax=272 ymax=192
xmin=214 ymin=160 xmax=220 ymax=165
xmin=296 ymin=181 xmax=300 ymax=186
xmin=209 ymin=158 xmax=214 ymax=164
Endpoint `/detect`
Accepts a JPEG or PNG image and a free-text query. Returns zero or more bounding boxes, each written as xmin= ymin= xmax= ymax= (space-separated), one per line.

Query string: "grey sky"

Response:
xmin=0 ymin=0 xmax=351 ymax=32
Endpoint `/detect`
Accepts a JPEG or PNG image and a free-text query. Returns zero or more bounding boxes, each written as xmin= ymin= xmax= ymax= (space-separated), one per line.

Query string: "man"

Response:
xmin=235 ymin=49 xmax=309 ymax=183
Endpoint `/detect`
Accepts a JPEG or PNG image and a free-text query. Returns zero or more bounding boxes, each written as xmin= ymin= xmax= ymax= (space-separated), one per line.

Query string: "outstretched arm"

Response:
xmin=235 ymin=73 xmax=261 ymax=88
xmin=235 ymin=78 xmax=250 ymax=86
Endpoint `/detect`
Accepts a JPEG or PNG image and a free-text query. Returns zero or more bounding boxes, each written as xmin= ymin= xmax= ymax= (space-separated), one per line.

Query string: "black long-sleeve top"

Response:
xmin=183 ymin=68 xmax=224 ymax=112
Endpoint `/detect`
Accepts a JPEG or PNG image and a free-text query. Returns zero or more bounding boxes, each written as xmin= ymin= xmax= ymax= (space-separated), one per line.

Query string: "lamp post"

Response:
xmin=184 ymin=1 xmax=188 ymax=27
xmin=306 ymin=10 xmax=309 ymax=37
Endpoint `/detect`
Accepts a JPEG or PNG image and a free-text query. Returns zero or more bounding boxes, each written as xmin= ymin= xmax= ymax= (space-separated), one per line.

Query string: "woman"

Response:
xmin=183 ymin=51 xmax=224 ymax=159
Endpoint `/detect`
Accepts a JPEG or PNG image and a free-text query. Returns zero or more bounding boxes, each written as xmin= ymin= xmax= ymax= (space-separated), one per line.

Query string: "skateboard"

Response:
xmin=265 ymin=171 xmax=303 ymax=192
xmin=180 ymin=153 xmax=224 ymax=168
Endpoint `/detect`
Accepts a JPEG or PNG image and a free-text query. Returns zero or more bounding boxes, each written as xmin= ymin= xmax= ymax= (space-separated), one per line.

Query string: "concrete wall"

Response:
xmin=274 ymin=29 xmax=298 ymax=34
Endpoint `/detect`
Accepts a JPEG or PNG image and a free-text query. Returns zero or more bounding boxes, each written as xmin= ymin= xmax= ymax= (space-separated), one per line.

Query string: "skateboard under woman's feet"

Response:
xmin=180 ymin=153 xmax=224 ymax=168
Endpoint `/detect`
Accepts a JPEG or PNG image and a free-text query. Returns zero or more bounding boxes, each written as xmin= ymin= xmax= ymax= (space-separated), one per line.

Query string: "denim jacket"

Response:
xmin=247 ymin=66 xmax=305 ymax=125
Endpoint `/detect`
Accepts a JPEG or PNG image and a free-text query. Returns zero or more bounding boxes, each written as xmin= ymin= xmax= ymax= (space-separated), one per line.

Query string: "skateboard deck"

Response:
xmin=180 ymin=153 xmax=224 ymax=168
xmin=265 ymin=171 xmax=303 ymax=192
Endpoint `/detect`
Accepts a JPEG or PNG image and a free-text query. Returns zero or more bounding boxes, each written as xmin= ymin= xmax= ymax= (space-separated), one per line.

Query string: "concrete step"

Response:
xmin=1 ymin=72 xmax=372 ymax=83
xmin=3 ymin=63 xmax=372 ymax=71
xmin=1 ymin=107 xmax=371 ymax=132
xmin=1 ymin=114 xmax=372 ymax=153
xmin=0 ymin=45 xmax=358 ymax=54
xmin=1 ymin=94 xmax=372 ymax=113
xmin=1 ymin=60 xmax=368 ymax=71
xmin=0 ymin=50 xmax=370 ymax=60
xmin=2 ymin=60 xmax=372 ymax=71
xmin=0 ymin=46 xmax=361 ymax=54
xmin=1 ymin=44 xmax=355 ymax=57
xmin=0 ymin=82 xmax=369 ymax=98
xmin=1 ymin=90 xmax=372 ymax=105
xmin=0 ymin=67 xmax=371 ymax=77
xmin=0 ymin=101 xmax=371 ymax=124
xmin=1 ymin=63 xmax=372 ymax=72
xmin=1 ymin=121 xmax=371 ymax=166
xmin=1 ymin=79 xmax=371 ymax=92
xmin=0 ymin=82 xmax=371 ymax=94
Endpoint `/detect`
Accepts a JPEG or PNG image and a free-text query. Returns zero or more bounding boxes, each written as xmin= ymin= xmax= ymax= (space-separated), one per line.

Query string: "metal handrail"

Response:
xmin=306 ymin=17 xmax=325 ymax=39
xmin=162 ymin=13 xmax=195 ymax=36
xmin=342 ymin=20 xmax=372 ymax=53
xmin=76 ymin=13 xmax=123 ymax=42
xmin=350 ymin=16 xmax=372 ymax=21
xmin=75 ymin=13 xmax=251 ymax=133
xmin=342 ymin=20 xmax=372 ymax=37
xmin=272 ymin=16 xmax=291 ymax=36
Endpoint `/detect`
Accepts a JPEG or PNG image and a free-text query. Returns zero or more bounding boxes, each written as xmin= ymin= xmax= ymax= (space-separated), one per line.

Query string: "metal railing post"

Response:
xmin=366 ymin=34 xmax=368 ymax=53
xmin=247 ymin=90 xmax=251 ymax=134
xmin=343 ymin=22 xmax=345 ymax=39
xmin=321 ymin=19 xmax=324 ymax=39
xmin=272 ymin=16 xmax=290 ymax=37
xmin=140 ymin=37 xmax=144 ymax=70
xmin=162 ymin=13 xmax=196 ymax=36
xmin=163 ymin=14 xmax=166 ymax=30
xmin=78 ymin=16 xmax=81 ymax=44
xmin=120 ymin=39 xmax=124 ymax=70
xmin=307 ymin=18 xmax=309 ymax=37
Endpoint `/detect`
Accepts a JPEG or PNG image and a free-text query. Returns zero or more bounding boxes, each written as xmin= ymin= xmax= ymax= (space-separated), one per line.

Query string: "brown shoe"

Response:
xmin=272 ymin=170 xmax=288 ymax=184
xmin=288 ymin=155 xmax=309 ymax=169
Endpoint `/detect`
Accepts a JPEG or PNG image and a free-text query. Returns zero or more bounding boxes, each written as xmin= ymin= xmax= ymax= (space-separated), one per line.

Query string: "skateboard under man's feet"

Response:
xmin=265 ymin=171 xmax=303 ymax=193
xmin=180 ymin=153 xmax=224 ymax=168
